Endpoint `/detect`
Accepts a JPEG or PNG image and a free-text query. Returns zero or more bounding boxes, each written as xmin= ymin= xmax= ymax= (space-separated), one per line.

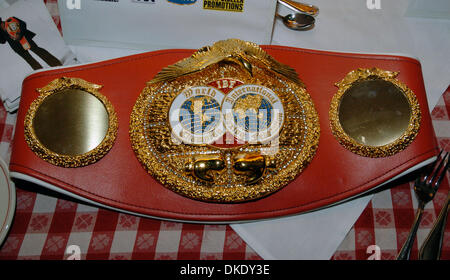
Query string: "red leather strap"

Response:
xmin=10 ymin=45 xmax=438 ymax=222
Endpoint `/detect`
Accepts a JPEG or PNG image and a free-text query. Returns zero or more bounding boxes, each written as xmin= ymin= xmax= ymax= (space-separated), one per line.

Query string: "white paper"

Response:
xmin=57 ymin=0 xmax=277 ymax=50
xmin=232 ymin=195 xmax=373 ymax=260
xmin=405 ymin=0 xmax=450 ymax=20
xmin=0 ymin=0 xmax=77 ymax=112
xmin=0 ymin=1 xmax=10 ymax=9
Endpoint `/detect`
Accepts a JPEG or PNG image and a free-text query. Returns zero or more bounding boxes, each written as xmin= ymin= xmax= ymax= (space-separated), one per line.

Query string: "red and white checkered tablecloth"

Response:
xmin=0 ymin=1 xmax=448 ymax=260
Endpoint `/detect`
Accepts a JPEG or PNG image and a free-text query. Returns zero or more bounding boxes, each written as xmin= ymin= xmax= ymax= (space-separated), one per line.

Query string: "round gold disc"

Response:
xmin=330 ymin=68 xmax=421 ymax=157
xmin=33 ymin=88 xmax=109 ymax=156
xmin=338 ymin=79 xmax=411 ymax=147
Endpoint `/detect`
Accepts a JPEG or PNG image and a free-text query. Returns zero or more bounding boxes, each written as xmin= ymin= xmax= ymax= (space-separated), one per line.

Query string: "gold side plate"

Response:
xmin=329 ymin=68 xmax=421 ymax=157
xmin=130 ymin=39 xmax=320 ymax=203
xmin=24 ymin=77 xmax=118 ymax=167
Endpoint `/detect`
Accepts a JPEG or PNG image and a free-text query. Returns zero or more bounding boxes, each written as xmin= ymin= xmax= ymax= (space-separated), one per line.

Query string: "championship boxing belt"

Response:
xmin=9 ymin=39 xmax=438 ymax=223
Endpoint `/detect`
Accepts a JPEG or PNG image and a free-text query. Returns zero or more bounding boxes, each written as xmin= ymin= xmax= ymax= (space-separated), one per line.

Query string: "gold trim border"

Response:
xmin=329 ymin=68 xmax=421 ymax=158
xmin=24 ymin=77 xmax=118 ymax=168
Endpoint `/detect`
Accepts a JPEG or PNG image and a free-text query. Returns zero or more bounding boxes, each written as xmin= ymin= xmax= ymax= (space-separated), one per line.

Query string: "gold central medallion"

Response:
xmin=130 ymin=39 xmax=320 ymax=202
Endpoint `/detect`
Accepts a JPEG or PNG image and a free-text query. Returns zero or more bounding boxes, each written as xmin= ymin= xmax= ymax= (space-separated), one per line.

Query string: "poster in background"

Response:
xmin=58 ymin=0 xmax=277 ymax=50
xmin=0 ymin=0 xmax=77 ymax=112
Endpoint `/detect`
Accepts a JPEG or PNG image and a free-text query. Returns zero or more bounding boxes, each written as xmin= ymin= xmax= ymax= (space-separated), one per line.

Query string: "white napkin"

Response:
xmin=232 ymin=195 xmax=373 ymax=260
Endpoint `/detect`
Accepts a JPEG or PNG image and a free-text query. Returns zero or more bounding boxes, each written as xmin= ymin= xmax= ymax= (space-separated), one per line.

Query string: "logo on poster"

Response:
xmin=133 ymin=0 xmax=156 ymax=3
xmin=203 ymin=0 xmax=244 ymax=12
xmin=168 ymin=0 xmax=197 ymax=5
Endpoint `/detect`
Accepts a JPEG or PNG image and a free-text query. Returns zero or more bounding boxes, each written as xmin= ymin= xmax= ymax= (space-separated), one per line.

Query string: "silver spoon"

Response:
xmin=277 ymin=13 xmax=315 ymax=31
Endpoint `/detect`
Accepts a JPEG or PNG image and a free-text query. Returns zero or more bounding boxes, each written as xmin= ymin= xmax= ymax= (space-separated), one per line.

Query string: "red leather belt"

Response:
xmin=9 ymin=42 xmax=438 ymax=223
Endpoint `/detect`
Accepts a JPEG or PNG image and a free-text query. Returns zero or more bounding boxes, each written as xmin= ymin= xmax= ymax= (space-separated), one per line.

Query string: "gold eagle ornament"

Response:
xmin=150 ymin=39 xmax=303 ymax=86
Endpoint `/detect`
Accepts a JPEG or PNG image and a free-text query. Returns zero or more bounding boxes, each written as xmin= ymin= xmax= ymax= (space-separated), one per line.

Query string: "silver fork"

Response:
xmin=396 ymin=150 xmax=450 ymax=260
xmin=419 ymin=190 xmax=449 ymax=259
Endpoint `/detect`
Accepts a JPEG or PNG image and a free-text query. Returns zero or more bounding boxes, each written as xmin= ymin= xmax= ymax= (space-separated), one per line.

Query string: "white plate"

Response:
xmin=0 ymin=157 xmax=15 ymax=247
